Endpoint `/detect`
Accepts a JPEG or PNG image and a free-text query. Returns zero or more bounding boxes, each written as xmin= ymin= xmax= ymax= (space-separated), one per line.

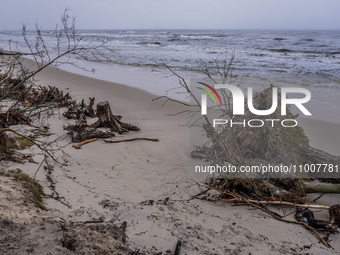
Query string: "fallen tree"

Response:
xmin=163 ymin=57 xmax=340 ymax=249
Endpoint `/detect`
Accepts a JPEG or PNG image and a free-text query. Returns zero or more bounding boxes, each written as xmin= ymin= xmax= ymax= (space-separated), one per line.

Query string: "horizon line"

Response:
xmin=1 ymin=28 xmax=340 ymax=31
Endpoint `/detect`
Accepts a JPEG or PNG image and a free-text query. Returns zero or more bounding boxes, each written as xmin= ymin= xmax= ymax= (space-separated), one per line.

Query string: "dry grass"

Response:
xmin=6 ymin=169 xmax=47 ymax=211
xmin=14 ymin=136 xmax=34 ymax=150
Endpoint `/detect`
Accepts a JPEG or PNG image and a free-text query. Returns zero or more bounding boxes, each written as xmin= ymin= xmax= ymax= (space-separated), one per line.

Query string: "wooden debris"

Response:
xmin=330 ymin=204 xmax=340 ymax=225
xmin=64 ymin=97 xmax=96 ymax=120
xmin=64 ymin=120 xmax=115 ymax=143
xmin=193 ymin=180 xmax=334 ymax=248
xmin=103 ymin=138 xmax=159 ymax=144
xmin=63 ymin=100 xmax=139 ymax=144
xmin=87 ymin=97 xmax=96 ymax=117
xmin=80 ymin=219 xmax=104 ymax=224
xmin=91 ymin=101 xmax=140 ymax=134
xmin=0 ymin=75 xmax=22 ymax=91
xmin=174 ymin=240 xmax=182 ymax=255
xmin=304 ymin=182 xmax=340 ymax=194
xmin=1 ymin=78 xmax=73 ymax=107
xmin=31 ymin=85 xmax=72 ymax=107
xmin=73 ymin=138 xmax=97 ymax=149
xmin=0 ymin=108 xmax=30 ymax=127
xmin=238 ymin=200 xmax=330 ymax=210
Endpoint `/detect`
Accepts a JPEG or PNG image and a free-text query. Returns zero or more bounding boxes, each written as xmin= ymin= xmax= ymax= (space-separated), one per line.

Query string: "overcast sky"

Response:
xmin=1 ymin=0 xmax=339 ymax=30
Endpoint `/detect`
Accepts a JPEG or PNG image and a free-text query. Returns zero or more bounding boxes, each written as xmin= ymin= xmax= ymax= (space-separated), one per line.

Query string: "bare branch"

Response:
xmin=152 ymin=96 xmax=191 ymax=107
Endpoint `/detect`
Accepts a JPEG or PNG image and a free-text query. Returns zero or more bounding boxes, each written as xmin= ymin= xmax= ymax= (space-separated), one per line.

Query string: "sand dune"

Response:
xmin=1 ymin=63 xmax=339 ymax=254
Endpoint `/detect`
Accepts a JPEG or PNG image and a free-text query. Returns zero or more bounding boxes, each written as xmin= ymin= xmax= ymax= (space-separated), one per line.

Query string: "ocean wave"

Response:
xmin=1 ymin=29 xmax=339 ymax=79
xmin=179 ymin=35 xmax=217 ymax=40
xmin=269 ymin=48 xmax=295 ymax=53
xmin=303 ymin=38 xmax=315 ymax=42
xmin=268 ymin=48 xmax=340 ymax=55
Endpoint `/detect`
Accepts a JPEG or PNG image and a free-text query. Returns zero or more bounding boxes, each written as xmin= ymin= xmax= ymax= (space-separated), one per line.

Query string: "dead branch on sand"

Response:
xmin=103 ymin=138 xmax=159 ymax=144
xmin=73 ymin=138 xmax=97 ymax=149
xmin=193 ymin=180 xmax=339 ymax=248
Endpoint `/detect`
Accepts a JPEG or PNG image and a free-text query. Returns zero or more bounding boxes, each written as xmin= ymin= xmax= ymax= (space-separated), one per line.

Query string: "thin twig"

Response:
xmin=103 ymin=138 xmax=159 ymax=144
xmin=152 ymin=96 xmax=191 ymax=106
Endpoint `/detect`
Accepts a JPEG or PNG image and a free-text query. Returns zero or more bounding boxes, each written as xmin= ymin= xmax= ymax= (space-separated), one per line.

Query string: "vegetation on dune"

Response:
xmin=5 ymin=169 xmax=47 ymax=210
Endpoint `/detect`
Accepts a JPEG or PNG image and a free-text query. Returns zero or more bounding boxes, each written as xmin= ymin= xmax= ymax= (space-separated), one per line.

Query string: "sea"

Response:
xmin=0 ymin=29 xmax=339 ymax=122
xmin=1 ymin=29 xmax=339 ymax=78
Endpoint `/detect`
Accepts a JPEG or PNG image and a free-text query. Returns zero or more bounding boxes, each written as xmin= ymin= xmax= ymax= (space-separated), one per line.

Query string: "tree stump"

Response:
xmin=91 ymin=101 xmax=140 ymax=134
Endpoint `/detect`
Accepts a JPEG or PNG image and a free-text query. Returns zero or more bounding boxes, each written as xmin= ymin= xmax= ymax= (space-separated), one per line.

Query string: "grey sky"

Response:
xmin=1 ymin=0 xmax=339 ymax=30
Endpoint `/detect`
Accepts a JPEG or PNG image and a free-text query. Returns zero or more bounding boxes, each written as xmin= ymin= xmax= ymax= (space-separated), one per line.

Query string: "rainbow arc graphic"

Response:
xmin=196 ymin=82 xmax=222 ymax=106
xmin=196 ymin=82 xmax=222 ymax=115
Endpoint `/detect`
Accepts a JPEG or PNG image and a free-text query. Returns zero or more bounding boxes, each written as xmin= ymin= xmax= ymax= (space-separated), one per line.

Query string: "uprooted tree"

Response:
xmin=162 ymin=53 xmax=340 ymax=247
xmin=163 ymin=54 xmax=339 ymax=189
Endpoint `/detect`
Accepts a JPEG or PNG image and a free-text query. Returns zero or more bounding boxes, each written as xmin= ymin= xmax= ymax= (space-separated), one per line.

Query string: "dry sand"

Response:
xmin=1 ymin=64 xmax=340 ymax=254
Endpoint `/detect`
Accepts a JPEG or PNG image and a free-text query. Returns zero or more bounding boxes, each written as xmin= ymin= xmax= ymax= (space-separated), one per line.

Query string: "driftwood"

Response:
xmin=0 ymin=75 xmax=72 ymax=107
xmin=0 ymin=75 xmax=22 ymax=90
xmin=0 ymin=108 xmax=30 ymax=127
xmin=103 ymin=138 xmax=159 ymax=144
xmin=64 ymin=101 xmax=140 ymax=142
xmin=237 ymin=200 xmax=330 ymax=210
xmin=64 ymin=97 xmax=96 ymax=120
xmin=91 ymin=101 xmax=140 ymax=134
xmin=174 ymin=240 xmax=182 ymax=255
xmin=0 ymin=50 xmax=39 ymax=56
xmin=27 ymin=85 xmax=72 ymax=107
xmin=73 ymin=138 xmax=97 ymax=149
xmin=64 ymin=120 xmax=115 ymax=143
xmin=304 ymin=182 xmax=340 ymax=194
xmin=193 ymin=180 xmax=334 ymax=248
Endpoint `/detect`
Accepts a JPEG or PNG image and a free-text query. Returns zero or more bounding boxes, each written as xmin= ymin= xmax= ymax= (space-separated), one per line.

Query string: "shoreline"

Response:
xmin=36 ymin=61 xmax=340 ymax=156
xmin=56 ymin=59 xmax=340 ymax=124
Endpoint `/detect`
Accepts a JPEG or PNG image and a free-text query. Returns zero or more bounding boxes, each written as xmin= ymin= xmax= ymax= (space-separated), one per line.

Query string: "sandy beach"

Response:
xmin=0 ymin=0 xmax=339 ymax=253
xmin=0 ymin=62 xmax=339 ymax=254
